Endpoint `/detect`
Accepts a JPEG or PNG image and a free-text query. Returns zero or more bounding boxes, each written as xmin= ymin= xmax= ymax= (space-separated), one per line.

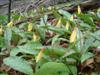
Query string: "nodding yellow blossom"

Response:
xmin=0 ymin=27 xmax=3 ymax=35
xmin=97 ymin=8 xmax=100 ymax=12
xmin=34 ymin=9 xmax=37 ymax=13
xmin=78 ymin=5 xmax=81 ymax=14
xmin=56 ymin=18 xmax=62 ymax=27
xmin=28 ymin=22 xmax=33 ymax=32
xmin=32 ymin=33 xmax=39 ymax=41
xmin=36 ymin=48 xmax=45 ymax=63
xmin=48 ymin=6 xmax=52 ymax=10
xmin=70 ymin=15 xmax=74 ymax=21
xmin=42 ymin=7 xmax=44 ymax=11
xmin=66 ymin=21 xmax=70 ymax=30
xmin=7 ymin=21 xmax=13 ymax=27
xmin=70 ymin=27 xmax=78 ymax=43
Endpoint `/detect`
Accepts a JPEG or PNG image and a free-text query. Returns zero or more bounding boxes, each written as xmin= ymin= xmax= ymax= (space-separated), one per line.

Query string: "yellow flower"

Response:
xmin=78 ymin=5 xmax=81 ymax=14
xmin=36 ymin=48 xmax=45 ymax=63
xmin=70 ymin=15 xmax=74 ymax=21
xmin=32 ymin=33 xmax=39 ymax=41
xmin=28 ymin=22 xmax=33 ymax=32
xmin=42 ymin=7 xmax=44 ymax=11
xmin=0 ymin=27 xmax=3 ymax=35
xmin=48 ymin=6 xmax=52 ymax=10
xmin=97 ymin=8 xmax=100 ymax=12
xmin=70 ymin=27 xmax=78 ymax=43
xmin=7 ymin=21 xmax=13 ymax=27
xmin=56 ymin=18 xmax=61 ymax=27
xmin=34 ymin=9 xmax=37 ymax=13
xmin=66 ymin=21 xmax=70 ymax=30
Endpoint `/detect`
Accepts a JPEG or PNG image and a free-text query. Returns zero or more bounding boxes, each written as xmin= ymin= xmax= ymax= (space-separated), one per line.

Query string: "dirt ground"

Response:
xmin=0 ymin=0 xmax=33 ymax=14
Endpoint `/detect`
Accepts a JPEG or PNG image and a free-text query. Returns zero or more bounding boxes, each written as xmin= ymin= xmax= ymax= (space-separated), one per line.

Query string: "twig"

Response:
xmin=8 ymin=0 xmax=11 ymax=22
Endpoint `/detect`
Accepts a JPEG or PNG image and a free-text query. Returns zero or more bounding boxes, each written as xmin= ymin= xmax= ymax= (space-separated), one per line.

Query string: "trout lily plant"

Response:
xmin=0 ymin=5 xmax=100 ymax=75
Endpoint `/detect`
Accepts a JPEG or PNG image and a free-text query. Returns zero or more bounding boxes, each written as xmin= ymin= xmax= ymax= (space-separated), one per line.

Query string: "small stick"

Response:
xmin=8 ymin=0 xmax=11 ymax=23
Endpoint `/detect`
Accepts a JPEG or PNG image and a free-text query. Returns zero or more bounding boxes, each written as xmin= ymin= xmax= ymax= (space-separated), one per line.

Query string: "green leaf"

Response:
xmin=0 ymin=15 xmax=7 ymax=24
xmin=81 ymin=52 xmax=94 ymax=63
xmin=92 ymin=72 xmax=100 ymax=75
xmin=97 ymin=12 xmax=100 ymax=18
xmin=63 ymin=50 xmax=75 ymax=58
xmin=92 ymin=40 xmax=100 ymax=47
xmin=10 ymin=45 xmax=38 ymax=56
xmin=58 ymin=9 xmax=72 ymax=20
xmin=82 ymin=37 xmax=94 ymax=53
xmin=53 ymin=10 xmax=61 ymax=19
xmin=0 ymin=73 xmax=8 ymax=75
xmin=94 ymin=30 xmax=100 ymax=35
xmin=4 ymin=28 xmax=12 ymax=50
xmin=67 ymin=65 xmax=77 ymax=75
xmin=12 ymin=13 xmax=20 ymax=21
xmin=35 ymin=62 xmax=70 ymax=75
xmin=39 ymin=28 xmax=45 ymax=40
xmin=78 ymin=14 xmax=96 ymax=27
xmin=3 ymin=56 xmax=34 ymax=75
xmin=10 ymin=41 xmax=42 ymax=56
xmin=12 ymin=27 xmax=26 ymax=38
xmin=41 ymin=25 xmax=70 ymax=35
xmin=80 ymin=22 xmax=92 ymax=29
xmin=94 ymin=30 xmax=100 ymax=40
xmin=4 ymin=28 xmax=12 ymax=42
xmin=0 ymin=36 xmax=5 ymax=48
xmin=51 ymin=35 xmax=60 ymax=45
xmin=76 ymin=29 xmax=84 ymax=52
xmin=45 ymin=46 xmax=66 ymax=56
xmin=40 ymin=15 xmax=48 ymax=26
xmin=66 ymin=58 xmax=77 ymax=64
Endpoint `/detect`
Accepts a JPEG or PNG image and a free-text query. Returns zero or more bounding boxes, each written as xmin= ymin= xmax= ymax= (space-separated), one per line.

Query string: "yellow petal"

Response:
xmin=48 ymin=6 xmax=52 ymax=10
xmin=70 ymin=15 xmax=74 ymax=21
xmin=32 ymin=33 xmax=39 ymax=41
xmin=97 ymin=8 xmax=100 ymax=12
xmin=70 ymin=27 xmax=78 ymax=43
xmin=0 ymin=27 xmax=3 ymax=35
xmin=56 ymin=18 xmax=61 ymax=27
xmin=41 ymin=7 xmax=44 ymax=11
xmin=66 ymin=21 xmax=70 ymax=30
xmin=78 ymin=5 xmax=81 ymax=14
xmin=36 ymin=48 xmax=45 ymax=63
xmin=28 ymin=22 xmax=33 ymax=32
xmin=7 ymin=21 xmax=13 ymax=27
xmin=34 ymin=9 xmax=37 ymax=13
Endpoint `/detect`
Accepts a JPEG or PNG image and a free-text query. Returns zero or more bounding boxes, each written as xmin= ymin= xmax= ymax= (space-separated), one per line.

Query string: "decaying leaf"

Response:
xmin=92 ymin=47 xmax=100 ymax=52
xmin=94 ymin=53 xmax=100 ymax=63
xmin=83 ymin=58 xmax=94 ymax=67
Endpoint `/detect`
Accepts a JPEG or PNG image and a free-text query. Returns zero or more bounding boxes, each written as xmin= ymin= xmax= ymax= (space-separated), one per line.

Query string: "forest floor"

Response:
xmin=0 ymin=0 xmax=100 ymax=75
